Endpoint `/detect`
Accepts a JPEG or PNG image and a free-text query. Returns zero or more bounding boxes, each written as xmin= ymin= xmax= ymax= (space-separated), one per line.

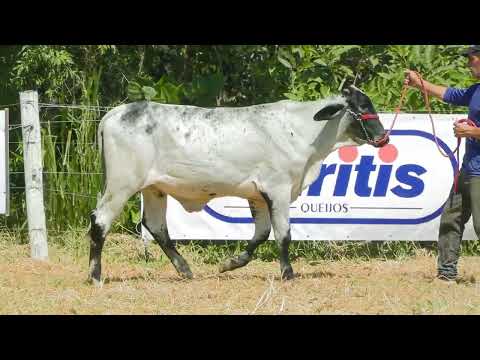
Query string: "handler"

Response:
xmin=405 ymin=45 xmax=480 ymax=282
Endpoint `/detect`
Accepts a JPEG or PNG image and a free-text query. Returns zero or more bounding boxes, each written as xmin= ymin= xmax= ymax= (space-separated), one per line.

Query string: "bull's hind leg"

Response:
xmin=142 ymin=188 xmax=193 ymax=279
xmin=88 ymin=188 xmax=136 ymax=286
xmin=219 ymin=199 xmax=271 ymax=273
xmin=261 ymin=189 xmax=294 ymax=280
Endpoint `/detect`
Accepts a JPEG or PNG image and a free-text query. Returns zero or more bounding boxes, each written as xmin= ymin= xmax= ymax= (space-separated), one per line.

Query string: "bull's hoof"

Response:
xmin=179 ymin=269 xmax=193 ymax=280
xmin=176 ymin=264 xmax=193 ymax=280
xmin=218 ymin=261 xmax=237 ymax=273
xmin=218 ymin=259 xmax=240 ymax=273
xmin=281 ymin=266 xmax=295 ymax=281
xmin=218 ymin=262 xmax=229 ymax=273
xmin=86 ymin=276 xmax=104 ymax=288
xmin=219 ymin=253 xmax=250 ymax=273
xmin=172 ymin=258 xmax=193 ymax=279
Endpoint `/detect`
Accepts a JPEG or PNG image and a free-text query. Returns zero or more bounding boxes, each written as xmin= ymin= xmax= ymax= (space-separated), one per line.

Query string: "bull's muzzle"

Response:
xmin=373 ymin=133 xmax=390 ymax=148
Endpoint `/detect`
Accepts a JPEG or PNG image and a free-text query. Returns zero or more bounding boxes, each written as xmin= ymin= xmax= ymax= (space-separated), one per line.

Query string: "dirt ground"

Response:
xmin=1 ymin=234 xmax=480 ymax=315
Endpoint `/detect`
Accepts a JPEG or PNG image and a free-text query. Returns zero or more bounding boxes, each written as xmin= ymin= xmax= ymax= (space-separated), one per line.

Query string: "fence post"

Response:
xmin=20 ymin=91 xmax=48 ymax=260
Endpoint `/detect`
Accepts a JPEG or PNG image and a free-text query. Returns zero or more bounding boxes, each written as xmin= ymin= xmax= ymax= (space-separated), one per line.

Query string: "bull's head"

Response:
xmin=313 ymin=85 xmax=389 ymax=148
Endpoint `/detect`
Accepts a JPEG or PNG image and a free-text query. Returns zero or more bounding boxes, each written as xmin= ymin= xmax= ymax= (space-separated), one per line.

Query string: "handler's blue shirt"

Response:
xmin=443 ymin=84 xmax=480 ymax=176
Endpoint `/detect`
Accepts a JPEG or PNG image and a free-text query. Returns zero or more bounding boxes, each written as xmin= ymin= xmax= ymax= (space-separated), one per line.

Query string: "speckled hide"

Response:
xmin=86 ymin=86 xmax=387 ymax=284
xmin=98 ymin=97 xmax=363 ymax=211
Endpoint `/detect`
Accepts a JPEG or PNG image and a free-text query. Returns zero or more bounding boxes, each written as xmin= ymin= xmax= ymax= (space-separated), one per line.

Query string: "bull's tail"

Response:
xmin=96 ymin=121 xmax=107 ymax=206
xmin=95 ymin=105 xmax=127 ymax=206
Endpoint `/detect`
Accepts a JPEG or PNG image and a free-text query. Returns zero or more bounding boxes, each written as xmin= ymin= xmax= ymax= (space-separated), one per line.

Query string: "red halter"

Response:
xmin=347 ymin=109 xmax=389 ymax=147
xmin=360 ymin=114 xmax=380 ymax=121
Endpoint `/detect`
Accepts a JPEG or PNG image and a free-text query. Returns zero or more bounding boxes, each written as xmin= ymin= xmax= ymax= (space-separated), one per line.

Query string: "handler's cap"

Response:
xmin=461 ymin=45 xmax=480 ymax=57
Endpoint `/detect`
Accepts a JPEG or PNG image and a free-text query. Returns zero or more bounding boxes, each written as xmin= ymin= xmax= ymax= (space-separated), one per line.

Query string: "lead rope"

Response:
xmin=370 ymin=75 xmax=410 ymax=147
xmin=414 ymin=71 xmax=477 ymax=193
xmin=374 ymin=71 xmax=474 ymax=193
xmin=452 ymin=118 xmax=477 ymax=193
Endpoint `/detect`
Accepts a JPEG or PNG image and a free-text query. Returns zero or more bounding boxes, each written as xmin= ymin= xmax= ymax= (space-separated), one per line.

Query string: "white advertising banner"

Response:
xmin=142 ymin=113 xmax=477 ymax=241
xmin=0 ymin=110 xmax=8 ymax=215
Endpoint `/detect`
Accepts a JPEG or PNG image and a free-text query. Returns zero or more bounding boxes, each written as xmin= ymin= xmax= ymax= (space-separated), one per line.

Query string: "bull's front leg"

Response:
xmin=261 ymin=188 xmax=294 ymax=280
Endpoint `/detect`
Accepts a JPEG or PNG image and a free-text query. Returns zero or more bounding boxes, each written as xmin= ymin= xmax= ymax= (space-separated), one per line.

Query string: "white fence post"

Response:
xmin=20 ymin=91 xmax=48 ymax=260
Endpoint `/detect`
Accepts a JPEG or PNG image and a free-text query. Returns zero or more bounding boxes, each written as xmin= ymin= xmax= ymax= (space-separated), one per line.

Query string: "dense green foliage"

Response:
xmin=0 ymin=45 xmax=474 ymax=236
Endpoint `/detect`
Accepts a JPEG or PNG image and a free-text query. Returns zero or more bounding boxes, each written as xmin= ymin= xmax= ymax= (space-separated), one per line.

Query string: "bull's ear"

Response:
xmin=313 ymin=103 xmax=345 ymax=121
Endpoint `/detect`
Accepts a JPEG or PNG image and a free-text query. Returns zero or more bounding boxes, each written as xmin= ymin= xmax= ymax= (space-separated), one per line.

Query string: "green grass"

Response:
xmin=5 ymin=229 xmax=480 ymax=265
xmin=7 ymin=70 xmax=140 ymax=233
xmin=4 ymin=45 xmax=479 ymax=258
xmin=180 ymin=240 xmax=432 ymax=264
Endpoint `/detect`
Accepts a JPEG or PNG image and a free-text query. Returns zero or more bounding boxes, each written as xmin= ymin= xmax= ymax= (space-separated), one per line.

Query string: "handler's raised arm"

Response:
xmin=404 ymin=70 xmax=448 ymax=100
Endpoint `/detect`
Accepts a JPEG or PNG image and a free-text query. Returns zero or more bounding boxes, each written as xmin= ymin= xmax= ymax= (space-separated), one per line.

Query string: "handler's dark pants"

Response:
xmin=437 ymin=170 xmax=480 ymax=280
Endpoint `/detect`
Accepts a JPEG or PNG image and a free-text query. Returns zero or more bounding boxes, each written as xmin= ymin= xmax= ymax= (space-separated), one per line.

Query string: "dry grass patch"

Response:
xmin=1 ymin=233 xmax=480 ymax=314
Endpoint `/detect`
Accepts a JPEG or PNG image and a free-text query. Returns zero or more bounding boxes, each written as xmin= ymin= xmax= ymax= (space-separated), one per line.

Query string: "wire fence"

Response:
xmin=9 ymin=186 xmax=98 ymax=199
xmin=6 ymin=101 xmax=141 ymax=235
xmin=10 ymin=171 xmax=104 ymax=175
xmin=0 ymin=103 xmax=20 ymax=108
xmin=38 ymin=103 xmax=115 ymax=112
xmin=2 ymin=102 xmax=115 ymax=110
xmin=4 ymin=92 xmax=479 ymax=262
xmin=9 ymin=142 xmax=97 ymax=146
xmin=39 ymin=119 xmax=102 ymax=124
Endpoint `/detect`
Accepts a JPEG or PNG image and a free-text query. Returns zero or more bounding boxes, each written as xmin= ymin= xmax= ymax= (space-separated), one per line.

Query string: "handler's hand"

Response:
xmin=404 ymin=70 xmax=422 ymax=88
xmin=454 ymin=123 xmax=475 ymax=138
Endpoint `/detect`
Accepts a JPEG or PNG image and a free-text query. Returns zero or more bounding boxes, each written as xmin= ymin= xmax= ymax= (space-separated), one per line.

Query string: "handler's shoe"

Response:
xmin=434 ymin=273 xmax=457 ymax=285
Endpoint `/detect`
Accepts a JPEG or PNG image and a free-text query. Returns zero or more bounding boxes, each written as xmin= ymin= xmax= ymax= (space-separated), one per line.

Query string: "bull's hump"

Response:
xmin=149 ymin=100 xmax=282 ymax=113
xmin=119 ymin=101 xmax=150 ymax=124
xmin=113 ymin=101 xmax=288 ymax=131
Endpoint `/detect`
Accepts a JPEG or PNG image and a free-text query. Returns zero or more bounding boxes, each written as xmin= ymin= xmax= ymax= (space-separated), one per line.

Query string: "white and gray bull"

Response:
xmin=87 ymin=85 xmax=389 ymax=285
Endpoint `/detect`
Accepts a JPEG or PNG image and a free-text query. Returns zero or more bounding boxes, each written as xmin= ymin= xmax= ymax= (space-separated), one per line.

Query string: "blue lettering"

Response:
xmin=391 ymin=164 xmax=426 ymax=198
xmin=334 ymin=165 xmax=352 ymax=196
xmin=307 ymin=164 xmax=336 ymax=196
xmin=354 ymin=156 xmax=376 ymax=197
xmin=373 ymin=165 xmax=393 ymax=197
xmin=306 ymin=160 xmax=427 ymax=199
